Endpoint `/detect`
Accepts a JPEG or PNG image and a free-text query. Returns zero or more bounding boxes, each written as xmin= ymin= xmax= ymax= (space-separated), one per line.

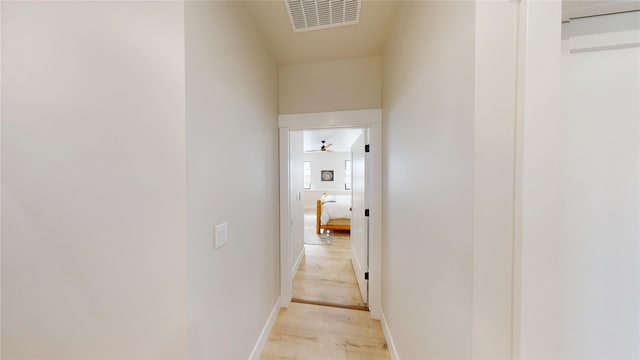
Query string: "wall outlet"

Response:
xmin=215 ymin=222 xmax=228 ymax=249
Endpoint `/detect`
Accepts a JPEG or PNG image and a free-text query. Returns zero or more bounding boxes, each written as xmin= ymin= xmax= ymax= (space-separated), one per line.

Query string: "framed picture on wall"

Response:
xmin=321 ymin=170 xmax=334 ymax=182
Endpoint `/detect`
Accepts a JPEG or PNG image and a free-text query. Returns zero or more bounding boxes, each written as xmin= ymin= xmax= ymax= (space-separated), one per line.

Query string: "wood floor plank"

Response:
xmin=260 ymin=302 xmax=390 ymax=360
xmin=293 ymin=212 xmax=365 ymax=307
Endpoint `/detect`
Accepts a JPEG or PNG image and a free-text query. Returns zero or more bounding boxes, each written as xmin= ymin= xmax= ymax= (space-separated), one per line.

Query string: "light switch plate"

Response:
xmin=215 ymin=222 xmax=228 ymax=249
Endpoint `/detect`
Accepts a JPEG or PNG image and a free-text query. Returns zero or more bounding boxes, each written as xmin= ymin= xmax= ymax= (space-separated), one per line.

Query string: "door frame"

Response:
xmin=278 ymin=109 xmax=382 ymax=320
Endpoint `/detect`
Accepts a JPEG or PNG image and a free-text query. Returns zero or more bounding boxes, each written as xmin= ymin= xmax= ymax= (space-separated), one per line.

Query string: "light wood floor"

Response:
xmin=292 ymin=212 xmax=366 ymax=307
xmin=260 ymin=302 xmax=390 ymax=360
xmin=260 ymin=211 xmax=389 ymax=359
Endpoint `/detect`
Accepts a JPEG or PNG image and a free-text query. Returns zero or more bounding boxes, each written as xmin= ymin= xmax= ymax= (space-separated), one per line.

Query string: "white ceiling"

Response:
xmin=303 ymin=128 xmax=362 ymax=153
xmin=246 ymin=1 xmax=639 ymax=65
xmin=245 ymin=0 xmax=400 ymax=66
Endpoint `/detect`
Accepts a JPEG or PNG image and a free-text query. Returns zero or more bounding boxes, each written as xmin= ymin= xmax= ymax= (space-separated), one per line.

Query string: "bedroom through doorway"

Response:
xmin=292 ymin=128 xmax=366 ymax=309
xmin=278 ymin=109 xmax=382 ymax=319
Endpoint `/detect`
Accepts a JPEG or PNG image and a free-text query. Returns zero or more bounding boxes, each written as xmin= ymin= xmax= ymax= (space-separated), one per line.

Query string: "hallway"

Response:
xmin=2 ymin=1 xmax=638 ymax=359
xmin=260 ymin=302 xmax=389 ymax=359
xmin=261 ymin=211 xmax=389 ymax=359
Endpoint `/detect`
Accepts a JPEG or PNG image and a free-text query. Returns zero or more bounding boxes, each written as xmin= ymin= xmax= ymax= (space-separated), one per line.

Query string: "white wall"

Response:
xmin=559 ymin=11 xmax=639 ymax=359
xmin=0 ymin=4 xmax=3 ymax=357
xmin=472 ymin=1 xmax=519 ymax=358
xmin=1 ymin=2 xmax=188 ymax=358
xmin=184 ymin=2 xmax=280 ymax=359
xmin=279 ymin=56 xmax=381 ymax=114
xmin=0 ymin=6 xmax=2 ymax=358
xmin=382 ymin=1 xmax=476 ymax=358
xmin=514 ymin=2 xmax=565 ymax=357
xmin=516 ymin=4 xmax=639 ymax=359
xmin=382 ymin=1 xmax=521 ymax=358
xmin=304 ymin=152 xmax=351 ymax=190
xmin=303 ymin=152 xmax=352 ymax=209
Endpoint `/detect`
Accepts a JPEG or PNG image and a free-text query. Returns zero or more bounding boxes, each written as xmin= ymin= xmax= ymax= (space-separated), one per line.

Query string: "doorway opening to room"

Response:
xmin=293 ymin=128 xmax=367 ymax=310
xmin=278 ymin=109 xmax=382 ymax=320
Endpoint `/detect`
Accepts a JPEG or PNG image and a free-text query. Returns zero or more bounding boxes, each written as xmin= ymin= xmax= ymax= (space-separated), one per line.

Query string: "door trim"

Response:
xmin=278 ymin=109 xmax=382 ymax=319
xmin=279 ymin=109 xmax=382 ymax=129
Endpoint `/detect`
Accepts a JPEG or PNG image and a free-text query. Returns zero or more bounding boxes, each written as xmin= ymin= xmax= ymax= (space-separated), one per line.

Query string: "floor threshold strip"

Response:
xmin=291 ymin=297 xmax=369 ymax=312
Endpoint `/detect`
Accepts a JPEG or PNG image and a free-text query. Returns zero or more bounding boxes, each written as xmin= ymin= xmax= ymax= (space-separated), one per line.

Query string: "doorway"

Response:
xmin=278 ymin=109 xmax=382 ymax=319
xmin=294 ymin=128 xmax=365 ymax=309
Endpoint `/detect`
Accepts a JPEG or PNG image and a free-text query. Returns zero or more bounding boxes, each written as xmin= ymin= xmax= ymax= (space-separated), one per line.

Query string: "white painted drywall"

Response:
xmin=0 ymin=4 xmax=3 ymax=357
xmin=382 ymin=1 xmax=476 ymax=358
xmin=558 ymin=11 xmax=640 ymax=359
xmin=279 ymin=56 xmax=381 ymax=114
xmin=516 ymin=4 xmax=640 ymax=359
xmin=382 ymin=1 xmax=522 ymax=358
xmin=514 ymin=2 xmax=565 ymax=358
xmin=304 ymin=152 xmax=352 ymax=192
xmin=184 ymin=2 xmax=280 ymax=359
xmin=303 ymin=152 xmax=352 ymax=209
xmin=472 ymin=1 xmax=519 ymax=358
xmin=1 ymin=2 xmax=188 ymax=358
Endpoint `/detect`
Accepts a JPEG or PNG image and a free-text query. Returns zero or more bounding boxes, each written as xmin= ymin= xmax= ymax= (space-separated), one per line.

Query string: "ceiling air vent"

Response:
xmin=285 ymin=0 xmax=362 ymax=33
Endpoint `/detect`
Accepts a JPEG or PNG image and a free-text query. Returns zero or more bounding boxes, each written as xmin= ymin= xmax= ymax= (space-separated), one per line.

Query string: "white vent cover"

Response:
xmin=285 ymin=0 xmax=362 ymax=33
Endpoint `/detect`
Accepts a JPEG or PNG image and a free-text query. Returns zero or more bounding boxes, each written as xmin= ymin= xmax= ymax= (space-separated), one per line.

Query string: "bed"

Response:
xmin=316 ymin=194 xmax=351 ymax=234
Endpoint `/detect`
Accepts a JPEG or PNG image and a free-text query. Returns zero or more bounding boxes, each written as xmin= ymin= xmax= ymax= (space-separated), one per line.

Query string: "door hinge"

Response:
xmin=364 ymin=208 xmax=370 ymax=217
xmin=364 ymin=272 xmax=369 ymax=280
xmin=365 ymin=144 xmax=370 ymax=153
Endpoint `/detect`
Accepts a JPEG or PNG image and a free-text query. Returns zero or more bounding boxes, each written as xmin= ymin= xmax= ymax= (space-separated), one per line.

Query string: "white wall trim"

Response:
xmin=513 ymin=1 xmax=564 ymax=357
xmin=368 ymin=122 xmax=382 ymax=320
xmin=380 ymin=309 xmax=399 ymax=360
xmin=248 ymin=296 xmax=281 ymax=360
xmin=0 ymin=4 xmax=3 ymax=356
xmin=279 ymin=128 xmax=293 ymax=308
xmin=278 ymin=109 xmax=382 ymax=320
xmin=279 ymin=109 xmax=382 ymax=129
xmin=292 ymin=246 xmax=305 ymax=278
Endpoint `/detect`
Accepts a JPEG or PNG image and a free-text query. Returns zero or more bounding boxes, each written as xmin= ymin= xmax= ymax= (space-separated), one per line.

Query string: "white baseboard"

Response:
xmin=248 ymin=296 xmax=281 ymax=360
xmin=380 ymin=309 xmax=399 ymax=360
xmin=292 ymin=245 xmax=305 ymax=276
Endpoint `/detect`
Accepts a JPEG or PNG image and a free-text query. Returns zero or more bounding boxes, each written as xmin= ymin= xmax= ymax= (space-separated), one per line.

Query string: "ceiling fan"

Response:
xmin=307 ymin=140 xmax=333 ymax=153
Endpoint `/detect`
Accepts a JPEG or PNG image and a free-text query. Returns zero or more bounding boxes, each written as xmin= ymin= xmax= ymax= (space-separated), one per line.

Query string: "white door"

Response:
xmin=351 ymin=131 xmax=368 ymax=303
xmin=289 ymin=130 xmax=305 ymax=275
